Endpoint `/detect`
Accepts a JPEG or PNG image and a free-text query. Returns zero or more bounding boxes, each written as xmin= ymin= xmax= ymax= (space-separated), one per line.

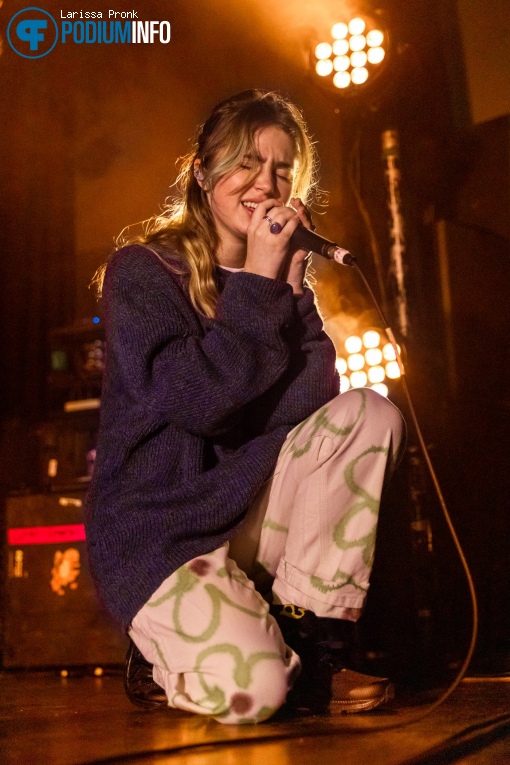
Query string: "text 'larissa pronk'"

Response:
xmin=60 ymin=10 xmax=139 ymax=19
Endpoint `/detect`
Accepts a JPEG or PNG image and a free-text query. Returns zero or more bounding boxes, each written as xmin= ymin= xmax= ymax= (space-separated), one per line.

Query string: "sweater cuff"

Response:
xmin=293 ymin=287 xmax=316 ymax=317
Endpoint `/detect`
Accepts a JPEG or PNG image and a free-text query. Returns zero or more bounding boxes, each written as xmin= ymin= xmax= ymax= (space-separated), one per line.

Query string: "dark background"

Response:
xmin=0 ymin=0 xmax=508 ymax=673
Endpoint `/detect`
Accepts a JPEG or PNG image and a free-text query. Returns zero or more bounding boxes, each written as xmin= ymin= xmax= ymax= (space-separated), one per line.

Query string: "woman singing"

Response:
xmin=86 ymin=90 xmax=405 ymax=724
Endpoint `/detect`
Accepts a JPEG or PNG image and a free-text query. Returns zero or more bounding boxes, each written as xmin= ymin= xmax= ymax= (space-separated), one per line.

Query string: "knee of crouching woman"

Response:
xmin=213 ymin=656 xmax=298 ymax=725
xmin=363 ymin=388 xmax=405 ymax=437
xmin=329 ymin=388 xmax=405 ymax=449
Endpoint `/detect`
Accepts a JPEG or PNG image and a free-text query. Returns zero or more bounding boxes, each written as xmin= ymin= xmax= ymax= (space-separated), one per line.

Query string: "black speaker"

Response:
xmin=2 ymin=492 xmax=127 ymax=668
xmin=435 ymin=218 xmax=510 ymax=401
xmin=433 ymin=218 xmax=510 ymax=664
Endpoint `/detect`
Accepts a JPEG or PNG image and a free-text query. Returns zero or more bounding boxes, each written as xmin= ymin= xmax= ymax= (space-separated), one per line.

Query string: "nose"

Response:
xmin=254 ymin=164 xmax=276 ymax=197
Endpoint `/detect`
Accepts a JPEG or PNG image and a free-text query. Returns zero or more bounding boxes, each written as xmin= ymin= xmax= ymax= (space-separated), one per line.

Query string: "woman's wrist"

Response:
xmin=285 ymin=259 xmax=307 ymax=295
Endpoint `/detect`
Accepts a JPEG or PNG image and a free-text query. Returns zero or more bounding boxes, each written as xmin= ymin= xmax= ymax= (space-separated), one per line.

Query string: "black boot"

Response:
xmin=271 ymin=604 xmax=394 ymax=714
xmin=123 ymin=638 xmax=168 ymax=710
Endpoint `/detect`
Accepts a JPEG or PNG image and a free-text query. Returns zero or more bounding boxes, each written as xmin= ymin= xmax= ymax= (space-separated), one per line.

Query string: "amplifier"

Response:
xmin=2 ymin=492 xmax=128 ymax=668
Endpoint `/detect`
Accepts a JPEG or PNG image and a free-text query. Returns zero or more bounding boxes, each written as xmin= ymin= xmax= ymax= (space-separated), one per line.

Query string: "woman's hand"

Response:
xmin=280 ymin=198 xmax=314 ymax=296
xmin=243 ymin=197 xmax=313 ymax=295
xmin=243 ymin=198 xmax=301 ymax=281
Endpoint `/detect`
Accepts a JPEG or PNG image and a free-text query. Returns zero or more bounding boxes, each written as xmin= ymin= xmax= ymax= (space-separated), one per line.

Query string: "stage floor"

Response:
xmin=1 ymin=671 xmax=509 ymax=764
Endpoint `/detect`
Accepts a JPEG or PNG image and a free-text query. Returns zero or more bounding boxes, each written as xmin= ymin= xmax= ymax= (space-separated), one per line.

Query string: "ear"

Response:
xmin=193 ymin=159 xmax=204 ymax=187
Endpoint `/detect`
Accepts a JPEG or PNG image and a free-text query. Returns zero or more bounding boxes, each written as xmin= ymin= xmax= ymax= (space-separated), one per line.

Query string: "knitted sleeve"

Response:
xmin=103 ymin=245 xmax=296 ymax=437
xmin=243 ymin=287 xmax=339 ymax=433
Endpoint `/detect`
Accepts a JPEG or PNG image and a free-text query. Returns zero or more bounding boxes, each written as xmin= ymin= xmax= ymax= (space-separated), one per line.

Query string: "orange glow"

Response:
xmin=366 ymin=29 xmax=384 ymax=47
xmin=333 ymin=55 xmax=350 ymax=72
xmin=350 ymin=370 xmax=368 ymax=388
xmin=351 ymin=67 xmax=369 ymax=84
xmin=347 ymin=353 xmax=365 ymax=371
xmin=367 ymin=46 xmax=385 ymax=64
xmin=349 ymin=34 xmax=366 ymax=52
xmin=362 ymin=330 xmax=381 ymax=348
xmin=382 ymin=342 xmax=401 ymax=361
xmin=348 ymin=18 xmax=365 ymax=35
xmin=331 ymin=22 xmax=348 ymax=39
xmin=333 ymin=71 xmax=351 ymax=88
xmin=315 ymin=42 xmax=333 ymax=59
xmin=385 ymin=360 xmax=401 ymax=379
xmin=365 ymin=348 xmax=383 ymax=366
xmin=368 ymin=365 xmax=385 ymax=383
xmin=333 ymin=39 xmax=349 ymax=55
xmin=350 ymin=51 xmax=367 ymax=67
xmin=335 ymin=357 xmax=348 ymax=375
xmin=316 ymin=59 xmax=334 ymax=76
xmin=345 ymin=335 xmax=362 ymax=353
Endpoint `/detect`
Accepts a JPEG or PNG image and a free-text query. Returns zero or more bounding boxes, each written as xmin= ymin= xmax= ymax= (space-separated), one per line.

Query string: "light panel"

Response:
xmin=333 ymin=71 xmax=351 ymax=88
xmin=335 ymin=357 xmax=348 ymax=375
xmin=316 ymin=59 xmax=334 ymax=76
xmin=345 ymin=335 xmax=363 ymax=353
xmin=368 ymin=365 xmax=385 ymax=383
xmin=351 ymin=67 xmax=369 ymax=84
xmin=347 ymin=353 xmax=365 ymax=372
xmin=315 ymin=42 xmax=333 ymax=59
xmin=366 ymin=29 xmax=384 ymax=47
xmin=348 ymin=17 xmax=366 ymax=35
xmin=365 ymin=348 xmax=383 ymax=366
xmin=367 ymin=46 xmax=385 ymax=64
xmin=351 ymin=51 xmax=368 ymax=67
xmin=334 ymin=55 xmax=350 ymax=72
xmin=331 ymin=22 xmax=348 ymax=39
xmin=336 ymin=330 xmax=403 ymax=397
xmin=314 ymin=14 xmax=388 ymax=92
xmin=363 ymin=330 xmax=381 ymax=348
xmin=350 ymin=370 xmax=368 ymax=388
xmin=333 ymin=39 xmax=349 ymax=56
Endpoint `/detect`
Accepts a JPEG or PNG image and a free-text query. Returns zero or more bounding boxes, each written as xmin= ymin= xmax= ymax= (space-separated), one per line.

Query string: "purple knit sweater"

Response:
xmin=85 ymin=244 xmax=339 ymax=628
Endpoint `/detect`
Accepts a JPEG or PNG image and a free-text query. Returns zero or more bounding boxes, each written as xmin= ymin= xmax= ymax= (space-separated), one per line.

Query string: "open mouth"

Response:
xmin=241 ymin=201 xmax=258 ymax=212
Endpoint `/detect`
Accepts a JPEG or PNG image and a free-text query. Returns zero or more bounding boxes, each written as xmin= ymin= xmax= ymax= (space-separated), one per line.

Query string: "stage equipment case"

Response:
xmin=2 ymin=492 xmax=127 ymax=668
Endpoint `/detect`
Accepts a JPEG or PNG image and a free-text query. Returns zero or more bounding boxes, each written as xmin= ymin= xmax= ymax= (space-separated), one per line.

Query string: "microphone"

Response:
xmin=290 ymin=223 xmax=356 ymax=266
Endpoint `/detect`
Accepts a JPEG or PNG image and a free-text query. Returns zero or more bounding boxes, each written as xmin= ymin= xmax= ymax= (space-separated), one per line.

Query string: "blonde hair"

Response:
xmin=93 ymin=90 xmax=319 ymax=317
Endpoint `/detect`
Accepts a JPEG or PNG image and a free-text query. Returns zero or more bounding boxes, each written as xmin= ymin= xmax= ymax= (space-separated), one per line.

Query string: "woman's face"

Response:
xmin=205 ymin=125 xmax=296 ymax=251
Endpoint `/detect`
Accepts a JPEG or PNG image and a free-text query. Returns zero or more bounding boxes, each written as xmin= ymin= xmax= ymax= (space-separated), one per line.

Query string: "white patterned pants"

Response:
xmin=129 ymin=389 xmax=405 ymax=724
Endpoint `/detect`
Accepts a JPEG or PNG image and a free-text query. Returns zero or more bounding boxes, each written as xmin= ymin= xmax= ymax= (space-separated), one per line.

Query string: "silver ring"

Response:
xmin=263 ymin=213 xmax=283 ymax=235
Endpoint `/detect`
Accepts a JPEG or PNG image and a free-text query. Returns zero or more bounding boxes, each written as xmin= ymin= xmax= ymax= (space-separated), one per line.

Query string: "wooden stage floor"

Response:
xmin=1 ymin=671 xmax=509 ymax=764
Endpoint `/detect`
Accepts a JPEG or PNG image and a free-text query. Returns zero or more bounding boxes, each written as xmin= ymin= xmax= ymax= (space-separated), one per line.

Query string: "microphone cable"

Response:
xmin=330 ymin=259 xmax=479 ymax=731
